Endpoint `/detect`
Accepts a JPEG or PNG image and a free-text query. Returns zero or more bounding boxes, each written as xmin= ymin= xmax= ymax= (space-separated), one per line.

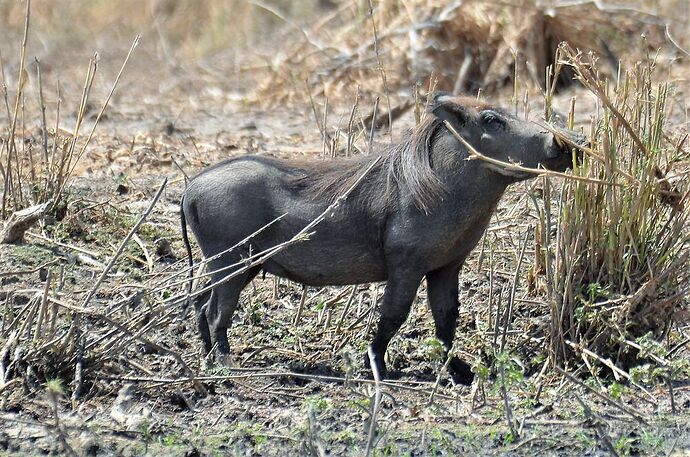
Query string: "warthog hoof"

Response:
xmin=364 ymin=349 xmax=387 ymax=380
xmin=449 ymin=357 xmax=474 ymax=385
xmin=203 ymin=348 xmax=235 ymax=368
xmin=218 ymin=352 xmax=235 ymax=368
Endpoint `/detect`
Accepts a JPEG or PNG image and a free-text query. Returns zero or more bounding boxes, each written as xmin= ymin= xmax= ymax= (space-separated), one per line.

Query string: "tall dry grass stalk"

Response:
xmin=541 ymin=44 xmax=689 ymax=371
xmin=0 ymin=1 xmax=137 ymax=221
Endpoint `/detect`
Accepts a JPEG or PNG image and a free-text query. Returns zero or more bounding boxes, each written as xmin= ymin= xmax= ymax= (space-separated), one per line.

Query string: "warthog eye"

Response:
xmin=481 ymin=112 xmax=504 ymax=132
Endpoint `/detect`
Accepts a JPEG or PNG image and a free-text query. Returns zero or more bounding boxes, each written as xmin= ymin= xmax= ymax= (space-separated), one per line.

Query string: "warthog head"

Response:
xmin=431 ymin=93 xmax=586 ymax=180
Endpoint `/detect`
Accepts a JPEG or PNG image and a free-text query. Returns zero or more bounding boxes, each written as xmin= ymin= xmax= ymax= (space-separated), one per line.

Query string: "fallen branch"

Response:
xmin=1 ymin=203 xmax=48 ymax=244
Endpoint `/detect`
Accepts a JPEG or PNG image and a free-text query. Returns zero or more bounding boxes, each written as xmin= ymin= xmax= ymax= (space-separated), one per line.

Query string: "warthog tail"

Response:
xmin=179 ymin=195 xmax=195 ymax=315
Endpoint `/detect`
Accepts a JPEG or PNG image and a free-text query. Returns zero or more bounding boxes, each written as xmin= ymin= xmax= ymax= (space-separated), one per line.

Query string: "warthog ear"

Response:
xmin=428 ymin=91 xmax=471 ymax=128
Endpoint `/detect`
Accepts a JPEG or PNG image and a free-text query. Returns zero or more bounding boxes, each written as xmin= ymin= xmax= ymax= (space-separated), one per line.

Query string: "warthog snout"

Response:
xmin=545 ymin=128 xmax=588 ymax=168
xmin=547 ymin=128 xmax=589 ymax=162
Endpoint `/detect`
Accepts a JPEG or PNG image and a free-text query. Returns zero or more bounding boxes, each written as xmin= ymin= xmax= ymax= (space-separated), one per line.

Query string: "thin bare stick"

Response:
xmin=575 ymin=396 xmax=619 ymax=456
xmin=368 ymin=96 xmax=379 ymax=153
xmin=248 ymin=0 xmax=325 ymax=53
xmin=293 ymin=285 xmax=308 ymax=325
xmin=500 ymin=228 xmax=530 ymax=353
xmin=149 ymin=213 xmax=288 ymax=294
xmin=334 ymin=286 xmax=358 ymax=333
xmin=305 ymin=79 xmax=326 ymax=143
xmin=555 ymin=366 xmax=647 ymax=423
xmin=499 ymin=363 xmax=519 ymax=440
xmin=34 ymin=58 xmax=49 ymax=166
xmin=34 ymin=269 xmax=51 ymax=341
xmin=345 ymin=88 xmax=359 ymax=157
xmin=365 ymin=347 xmax=383 ymax=457
xmin=4 ymin=0 xmax=31 ymax=213
xmin=367 ymin=0 xmax=393 ymax=142
xmin=665 ymin=24 xmax=690 ymax=58
xmin=59 ymin=35 xmax=140 ymax=200
xmin=560 ymin=45 xmax=649 ymax=158
xmin=81 ymin=178 xmax=167 ymax=308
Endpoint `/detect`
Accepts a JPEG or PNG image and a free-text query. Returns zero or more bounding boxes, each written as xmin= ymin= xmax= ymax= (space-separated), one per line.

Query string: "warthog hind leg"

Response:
xmin=203 ymin=263 xmax=261 ymax=363
xmin=193 ymin=289 xmax=213 ymax=353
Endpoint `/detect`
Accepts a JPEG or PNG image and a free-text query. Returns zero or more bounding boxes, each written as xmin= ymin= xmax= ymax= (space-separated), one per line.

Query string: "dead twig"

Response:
xmin=555 ymin=366 xmax=647 ymax=423
xmin=364 ymin=347 xmax=383 ymax=457
xmin=81 ymin=178 xmax=167 ymax=308
xmin=575 ymin=395 xmax=619 ymax=457
xmin=1 ymin=203 xmax=48 ymax=244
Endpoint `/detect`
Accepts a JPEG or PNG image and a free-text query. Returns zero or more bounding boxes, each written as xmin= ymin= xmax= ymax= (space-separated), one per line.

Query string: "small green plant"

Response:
xmin=422 ymin=338 xmax=445 ymax=363
xmin=502 ymin=430 xmax=516 ymax=445
xmin=207 ymin=365 xmax=233 ymax=376
xmin=472 ymin=360 xmax=490 ymax=380
xmin=253 ymin=433 xmax=267 ymax=447
xmin=607 ymin=382 xmax=627 ymax=400
xmin=303 ymin=395 xmax=330 ymax=413
xmin=615 ymin=435 xmax=637 ymax=456
xmin=162 ymin=434 xmax=178 ymax=447
xmin=231 ymin=421 xmax=268 ymax=452
xmin=461 ymin=424 xmax=478 ymax=450
xmin=573 ymin=430 xmax=597 ymax=449
xmin=46 ymin=378 xmax=65 ymax=396
xmin=640 ymin=429 xmax=663 ymax=452
xmin=140 ymin=418 xmax=153 ymax=454
xmin=636 ymin=332 xmax=667 ymax=359
xmin=374 ymin=441 xmax=398 ymax=456
xmin=336 ymin=428 xmax=358 ymax=446
xmin=492 ymin=351 xmax=524 ymax=393
xmin=110 ymin=171 xmax=131 ymax=189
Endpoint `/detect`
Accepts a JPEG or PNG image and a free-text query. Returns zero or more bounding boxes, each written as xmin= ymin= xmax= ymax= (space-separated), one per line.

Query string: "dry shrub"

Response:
xmin=1 ymin=49 xmax=134 ymax=227
xmin=256 ymin=0 xmax=676 ymax=104
xmin=539 ymin=44 xmax=690 ymax=373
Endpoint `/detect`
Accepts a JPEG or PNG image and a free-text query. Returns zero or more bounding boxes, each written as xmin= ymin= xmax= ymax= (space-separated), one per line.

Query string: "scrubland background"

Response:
xmin=1 ymin=1 xmax=689 ymax=456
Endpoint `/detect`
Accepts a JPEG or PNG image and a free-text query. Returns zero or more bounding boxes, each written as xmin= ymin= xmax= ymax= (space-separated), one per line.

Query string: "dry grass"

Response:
xmin=0 ymin=0 xmax=324 ymax=58
xmin=0 ymin=2 xmax=138 ymax=231
xmin=254 ymin=0 xmax=688 ymax=105
xmin=534 ymin=44 xmax=690 ymax=377
xmin=0 ymin=1 xmax=689 ymax=455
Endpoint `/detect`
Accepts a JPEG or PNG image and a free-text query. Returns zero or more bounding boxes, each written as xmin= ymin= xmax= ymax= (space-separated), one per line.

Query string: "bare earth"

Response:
xmin=1 ymin=36 xmax=689 ymax=457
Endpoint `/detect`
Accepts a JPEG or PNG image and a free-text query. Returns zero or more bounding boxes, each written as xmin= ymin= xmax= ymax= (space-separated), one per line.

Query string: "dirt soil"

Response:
xmin=1 ymin=31 xmax=689 ymax=457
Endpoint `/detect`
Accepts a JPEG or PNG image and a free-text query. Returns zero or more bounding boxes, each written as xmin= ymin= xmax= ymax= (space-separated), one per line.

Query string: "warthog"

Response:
xmin=180 ymin=92 xmax=585 ymax=385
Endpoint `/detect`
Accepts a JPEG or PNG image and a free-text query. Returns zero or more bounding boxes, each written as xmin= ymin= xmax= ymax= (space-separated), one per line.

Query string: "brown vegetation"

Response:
xmin=1 ymin=1 xmax=689 ymax=455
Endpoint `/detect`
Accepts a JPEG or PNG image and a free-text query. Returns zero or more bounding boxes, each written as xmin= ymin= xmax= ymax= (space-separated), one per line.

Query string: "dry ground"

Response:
xmin=1 ymin=3 xmax=689 ymax=456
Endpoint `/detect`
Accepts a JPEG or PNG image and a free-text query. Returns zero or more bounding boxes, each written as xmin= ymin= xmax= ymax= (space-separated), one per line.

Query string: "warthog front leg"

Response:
xmin=426 ymin=264 xmax=474 ymax=385
xmin=367 ymin=270 xmax=424 ymax=379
